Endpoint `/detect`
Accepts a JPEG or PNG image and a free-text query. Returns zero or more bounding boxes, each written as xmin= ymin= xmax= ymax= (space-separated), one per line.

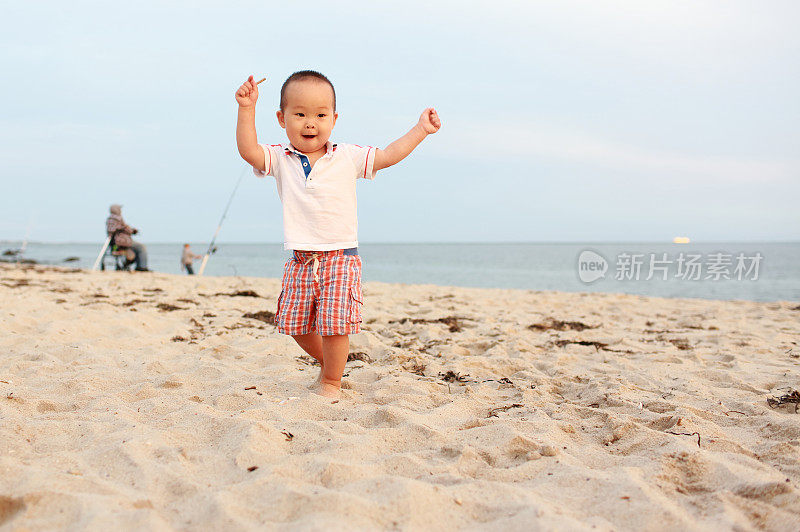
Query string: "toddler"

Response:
xmin=235 ymin=70 xmax=440 ymax=399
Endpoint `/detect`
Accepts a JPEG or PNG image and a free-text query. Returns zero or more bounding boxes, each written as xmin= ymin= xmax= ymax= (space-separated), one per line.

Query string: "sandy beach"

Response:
xmin=1 ymin=262 xmax=798 ymax=530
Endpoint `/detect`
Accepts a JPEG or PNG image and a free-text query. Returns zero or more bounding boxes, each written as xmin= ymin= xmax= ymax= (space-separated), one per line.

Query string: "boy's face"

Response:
xmin=277 ymin=80 xmax=337 ymax=154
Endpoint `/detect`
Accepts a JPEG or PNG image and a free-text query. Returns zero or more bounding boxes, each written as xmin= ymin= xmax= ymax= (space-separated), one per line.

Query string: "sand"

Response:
xmin=1 ymin=262 xmax=799 ymax=531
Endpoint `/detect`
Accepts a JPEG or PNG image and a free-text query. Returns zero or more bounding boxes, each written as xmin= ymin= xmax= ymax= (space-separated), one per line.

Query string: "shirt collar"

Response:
xmin=284 ymin=142 xmax=338 ymax=157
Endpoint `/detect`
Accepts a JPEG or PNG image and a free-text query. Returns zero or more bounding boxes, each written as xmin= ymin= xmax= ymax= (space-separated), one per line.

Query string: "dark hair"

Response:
xmin=280 ymin=70 xmax=336 ymax=112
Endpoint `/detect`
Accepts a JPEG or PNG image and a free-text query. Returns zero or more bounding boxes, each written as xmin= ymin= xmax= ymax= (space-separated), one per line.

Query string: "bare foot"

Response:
xmin=316 ymin=382 xmax=341 ymax=400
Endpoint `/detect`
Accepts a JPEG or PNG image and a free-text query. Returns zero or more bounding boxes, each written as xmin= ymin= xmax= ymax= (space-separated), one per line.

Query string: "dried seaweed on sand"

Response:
xmin=529 ymin=318 xmax=597 ymax=332
xmin=156 ymin=303 xmax=185 ymax=312
xmin=242 ymin=310 xmax=275 ymax=325
xmin=767 ymin=389 xmax=800 ymax=413
xmin=439 ymin=371 xmax=469 ymax=383
xmin=555 ymin=339 xmax=608 ymax=350
xmin=214 ymin=290 xmax=261 ymax=298
xmin=391 ymin=316 xmax=465 ymax=332
xmin=348 ymin=352 xmax=372 ymax=363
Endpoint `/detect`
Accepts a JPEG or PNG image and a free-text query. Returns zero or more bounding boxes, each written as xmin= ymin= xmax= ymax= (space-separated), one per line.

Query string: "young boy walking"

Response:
xmin=235 ymin=71 xmax=440 ymax=399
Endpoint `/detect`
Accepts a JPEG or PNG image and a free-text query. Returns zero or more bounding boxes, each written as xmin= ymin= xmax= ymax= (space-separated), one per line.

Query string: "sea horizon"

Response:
xmin=4 ymin=239 xmax=800 ymax=245
xmin=4 ymin=241 xmax=798 ymax=303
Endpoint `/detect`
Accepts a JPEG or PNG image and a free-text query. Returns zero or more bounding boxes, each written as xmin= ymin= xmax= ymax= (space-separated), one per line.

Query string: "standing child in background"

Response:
xmin=181 ymin=244 xmax=202 ymax=275
xmin=235 ymin=70 xmax=440 ymax=399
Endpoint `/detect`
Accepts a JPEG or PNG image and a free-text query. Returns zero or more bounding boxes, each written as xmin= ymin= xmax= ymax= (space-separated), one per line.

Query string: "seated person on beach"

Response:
xmin=235 ymin=71 xmax=440 ymax=399
xmin=181 ymin=244 xmax=202 ymax=275
xmin=105 ymin=204 xmax=149 ymax=272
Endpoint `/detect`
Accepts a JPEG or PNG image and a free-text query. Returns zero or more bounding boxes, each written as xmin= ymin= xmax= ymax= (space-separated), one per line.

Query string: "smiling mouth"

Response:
xmin=302 ymin=134 xmax=316 ymax=139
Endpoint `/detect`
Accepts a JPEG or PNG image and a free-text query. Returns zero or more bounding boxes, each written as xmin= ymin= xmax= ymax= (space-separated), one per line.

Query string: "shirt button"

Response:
xmin=303 ymin=162 xmax=308 ymax=166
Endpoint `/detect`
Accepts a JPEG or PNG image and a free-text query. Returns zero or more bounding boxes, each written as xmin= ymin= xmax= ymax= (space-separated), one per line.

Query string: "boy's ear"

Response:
xmin=276 ymin=110 xmax=286 ymax=128
xmin=333 ymin=112 xmax=338 ymax=127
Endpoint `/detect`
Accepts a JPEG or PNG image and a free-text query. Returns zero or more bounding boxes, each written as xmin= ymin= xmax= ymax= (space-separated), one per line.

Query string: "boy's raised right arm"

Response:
xmin=235 ymin=75 xmax=266 ymax=172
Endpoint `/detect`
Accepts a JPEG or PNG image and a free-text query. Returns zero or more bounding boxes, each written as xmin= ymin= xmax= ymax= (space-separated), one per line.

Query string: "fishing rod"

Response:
xmin=198 ymin=167 xmax=247 ymax=276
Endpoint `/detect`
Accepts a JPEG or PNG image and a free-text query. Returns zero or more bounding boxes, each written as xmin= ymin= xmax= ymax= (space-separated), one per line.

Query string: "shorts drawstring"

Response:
xmin=303 ymin=253 xmax=320 ymax=284
xmin=294 ymin=249 xmax=356 ymax=285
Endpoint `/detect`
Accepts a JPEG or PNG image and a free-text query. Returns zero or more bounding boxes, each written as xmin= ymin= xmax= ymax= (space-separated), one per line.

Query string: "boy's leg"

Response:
xmin=319 ymin=334 xmax=349 ymax=397
xmin=292 ymin=333 xmax=327 ymax=388
xmin=292 ymin=333 xmax=324 ymax=365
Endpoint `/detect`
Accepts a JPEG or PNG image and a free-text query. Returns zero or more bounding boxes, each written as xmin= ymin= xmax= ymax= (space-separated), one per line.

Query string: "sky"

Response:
xmin=1 ymin=0 xmax=798 ymax=244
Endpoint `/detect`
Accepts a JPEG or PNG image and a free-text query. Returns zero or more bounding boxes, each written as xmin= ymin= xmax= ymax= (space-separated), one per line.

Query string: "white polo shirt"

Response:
xmin=253 ymin=141 xmax=376 ymax=251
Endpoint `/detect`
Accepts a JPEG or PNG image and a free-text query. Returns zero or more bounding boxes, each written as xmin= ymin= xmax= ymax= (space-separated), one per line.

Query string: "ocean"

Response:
xmin=3 ymin=242 xmax=798 ymax=302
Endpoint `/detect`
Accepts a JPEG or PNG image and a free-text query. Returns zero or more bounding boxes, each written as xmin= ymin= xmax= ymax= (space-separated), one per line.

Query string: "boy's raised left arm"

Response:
xmin=373 ymin=108 xmax=441 ymax=172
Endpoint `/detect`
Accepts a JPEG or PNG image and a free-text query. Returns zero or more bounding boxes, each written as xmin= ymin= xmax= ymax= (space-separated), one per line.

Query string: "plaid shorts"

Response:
xmin=275 ymin=249 xmax=363 ymax=336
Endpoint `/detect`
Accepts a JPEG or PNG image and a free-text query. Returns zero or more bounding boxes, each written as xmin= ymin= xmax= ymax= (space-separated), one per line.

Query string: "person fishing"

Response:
xmin=105 ymin=204 xmax=149 ymax=271
xmin=181 ymin=244 xmax=202 ymax=275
